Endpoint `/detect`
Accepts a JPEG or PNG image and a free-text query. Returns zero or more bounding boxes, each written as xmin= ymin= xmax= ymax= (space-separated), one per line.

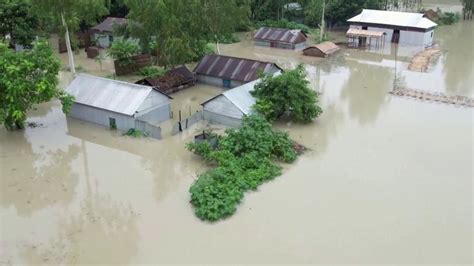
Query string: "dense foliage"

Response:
xmin=252 ymin=65 xmax=323 ymax=123
xmin=107 ymin=38 xmax=140 ymax=64
xmin=0 ymin=1 xmax=38 ymax=47
xmin=125 ymin=0 xmax=248 ymax=66
xmin=438 ymin=11 xmax=461 ymax=25
xmin=254 ymin=19 xmax=311 ymax=33
xmin=137 ymin=66 xmax=166 ymax=77
xmin=0 ymin=41 xmax=73 ymax=130
xmin=187 ymin=114 xmax=298 ymax=221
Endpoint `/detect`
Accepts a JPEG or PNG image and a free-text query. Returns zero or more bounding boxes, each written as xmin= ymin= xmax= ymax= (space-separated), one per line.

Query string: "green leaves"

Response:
xmin=187 ymin=114 xmax=299 ymax=221
xmin=0 ymin=40 xmax=71 ymax=130
xmin=107 ymin=38 xmax=141 ymax=64
xmin=252 ymin=64 xmax=323 ymax=123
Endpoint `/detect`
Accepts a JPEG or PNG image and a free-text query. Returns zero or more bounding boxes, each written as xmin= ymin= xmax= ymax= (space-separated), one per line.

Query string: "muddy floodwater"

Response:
xmin=1 ymin=6 xmax=473 ymax=266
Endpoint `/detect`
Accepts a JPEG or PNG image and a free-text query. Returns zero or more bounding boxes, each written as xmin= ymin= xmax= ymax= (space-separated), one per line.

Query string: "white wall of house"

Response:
xmin=135 ymin=104 xmax=170 ymax=125
xmin=69 ymin=103 xmax=135 ymax=131
xmin=93 ymin=33 xmax=112 ymax=48
xmin=349 ymin=24 xmax=433 ymax=47
xmin=203 ymin=110 xmax=243 ymax=128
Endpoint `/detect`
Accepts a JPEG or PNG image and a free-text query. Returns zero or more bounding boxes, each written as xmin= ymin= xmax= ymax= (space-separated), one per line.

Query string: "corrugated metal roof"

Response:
xmin=304 ymin=41 xmax=341 ymax=55
xmin=66 ymin=74 xmax=162 ymax=116
xmin=202 ymin=72 xmax=281 ymax=116
xmin=91 ymin=17 xmax=127 ymax=33
xmin=254 ymin=27 xmax=307 ymax=44
xmin=193 ymin=54 xmax=281 ymax=83
xmin=348 ymin=9 xmax=437 ymax=29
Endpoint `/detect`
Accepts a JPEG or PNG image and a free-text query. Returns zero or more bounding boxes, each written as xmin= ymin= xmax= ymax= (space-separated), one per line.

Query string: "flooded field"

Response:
xmin=1 ymin=7 xmax=473 ymax=266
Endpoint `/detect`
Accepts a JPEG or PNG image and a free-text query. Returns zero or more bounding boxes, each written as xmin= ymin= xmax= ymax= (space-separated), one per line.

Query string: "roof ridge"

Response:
xmin=76 ymin=73 xmax=152 ymax=91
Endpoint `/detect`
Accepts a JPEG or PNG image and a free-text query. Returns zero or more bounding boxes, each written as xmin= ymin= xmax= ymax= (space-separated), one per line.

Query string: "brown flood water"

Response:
xmin=1 ymin=12 xmax=473 ymax=266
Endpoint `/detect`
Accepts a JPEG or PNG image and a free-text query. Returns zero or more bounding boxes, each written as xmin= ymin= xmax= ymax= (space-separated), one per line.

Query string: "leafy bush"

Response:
xmin=254 ymin=19 xmax=311 ymax=33
xmin=107 ymin=38 xmax=141 ymax=65
xmin=188 ymin=114 xmax=298 ymax=221
xmin=137 ymin=66 xmax=166 ymax=77
xmin=125 ymin=128 xmax=149 ymax=138
xmin=217 ymin=33 xmax=240 ymax=44
xmin=438 ymin=11 xmax=460 ymax=25
xmin=252 ymin=64 xmax=323 ymax=123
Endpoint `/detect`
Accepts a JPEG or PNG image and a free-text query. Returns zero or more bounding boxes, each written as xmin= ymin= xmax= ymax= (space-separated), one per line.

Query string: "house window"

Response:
xmin=109 ymin=118 xmax=117 ymax=129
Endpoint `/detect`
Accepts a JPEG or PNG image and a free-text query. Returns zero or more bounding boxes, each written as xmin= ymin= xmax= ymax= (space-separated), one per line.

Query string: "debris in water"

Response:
xmin=390 ymin=87 xmax=474 ymax=107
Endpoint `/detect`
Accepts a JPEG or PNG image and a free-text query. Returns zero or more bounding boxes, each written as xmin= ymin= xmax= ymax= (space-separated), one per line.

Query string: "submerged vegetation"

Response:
xmin=187 ymin=114 xmax=299 ymax=221
xmin=252 ymin=65 xmax=323 ymax=123
xmin=125 ymin=128 xmax=149 ymax=138
xmin=137 ymin=66 xmax=166 ymax=77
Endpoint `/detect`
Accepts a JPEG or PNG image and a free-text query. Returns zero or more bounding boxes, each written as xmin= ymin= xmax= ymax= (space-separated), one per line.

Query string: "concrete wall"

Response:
xmin=70 ymin=103 xmax=135 ymax=131
xmin=203 ymin=110 xmax=242 ymax=128
xmin=196 ymin=74 xmax=244 ymax=88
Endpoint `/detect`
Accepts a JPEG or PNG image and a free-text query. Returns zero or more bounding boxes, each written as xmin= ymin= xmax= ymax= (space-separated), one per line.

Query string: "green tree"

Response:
xmin=252 ymin=65 xmax=323 ymax=123
xmin=462 ymin=0 xmax=473 ymax=19
xmin=0 ymin=0 xmax=38 ymax=47
xmin=0 ymin=41 xmax=73 ymax=130
xmin=325 ymin=0 xmax=383 ymax=25
xmin=31 ymin=0 xmax=108 ymax=74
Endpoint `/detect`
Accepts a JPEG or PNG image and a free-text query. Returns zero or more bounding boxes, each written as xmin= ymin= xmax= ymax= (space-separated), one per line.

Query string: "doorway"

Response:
xmin=392 ymin=30 xmax=400 ymax=43
xmin=222 ymin=79 xmax=231 ymax=88
xmin=109 ymin=117 xmax=117 ymax=129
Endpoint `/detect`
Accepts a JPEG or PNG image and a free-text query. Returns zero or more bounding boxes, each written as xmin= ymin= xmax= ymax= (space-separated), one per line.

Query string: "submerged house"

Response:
xmin=201 ymin=79 xmax=260 ymax=127
xmin=254 ymin=27 xmax=307 ymax=50
xmin=303 ymin=41 xmax=340 ymax=57
xmin=347 ymin=9 xmax=437 ymax=47
xmin=65 ymin=74 xmax=171 ymax=138
xmin=90 ymin=17 xmax=127 ymax=48
xmin=136 ymin=66 xmax=195 ymax=94
xmin=193 ymin=54 xmax=281 ymax=88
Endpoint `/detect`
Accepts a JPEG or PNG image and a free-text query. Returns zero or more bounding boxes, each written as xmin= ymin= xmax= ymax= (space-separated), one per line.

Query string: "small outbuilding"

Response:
xmin=90 ymin=17 xmax=127 ymax=48
xmin=254 ymin=27 xmax=307 ymax=50
xmin=347 ymin=9 xmax=437 ymax=47
xmin=303 ymin=42 xmax=341 ymax=57
xmin=136 ymin=66 xmax=195 ymax=94
xmin=65 ymin=74 xmax=171 ymax=138
xmin=201 ymin=79 xmax=260 ymax=127
xmin=193 ymin=54 xmax=281 ymax=88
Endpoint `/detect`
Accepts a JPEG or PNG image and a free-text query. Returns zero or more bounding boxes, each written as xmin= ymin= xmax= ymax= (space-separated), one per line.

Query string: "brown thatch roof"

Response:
xmin=303 ymin=41 xmax=340 ymax=55
xmin=136 ymin=66 xmax=194 ymax=93
xmin=91 ymin=17 xmax=127 ymax=33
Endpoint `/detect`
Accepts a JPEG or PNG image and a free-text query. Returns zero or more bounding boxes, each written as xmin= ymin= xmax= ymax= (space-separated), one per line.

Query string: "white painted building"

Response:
xmin=347 ymin=9 xmax=437 ymax=47
xmin=65 ymin=74 xmax=171 ymax=138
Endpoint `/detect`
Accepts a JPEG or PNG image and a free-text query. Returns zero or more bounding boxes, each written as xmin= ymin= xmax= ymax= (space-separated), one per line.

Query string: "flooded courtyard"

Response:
xmin=1 ymin=3 xmax=472 ymax=265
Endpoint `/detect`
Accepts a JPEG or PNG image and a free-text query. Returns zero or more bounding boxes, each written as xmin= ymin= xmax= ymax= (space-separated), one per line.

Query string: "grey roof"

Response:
xmin=348 ymin=9 xmax=437 ymax=29
xmin=65 ymin=74 xmax=166 ymax=116
xmin=202 ymin=72 xmax=281 ymax=116
xmin=91 ymin=17 xmax=127 ymax=33
xmin=254 ymin=27 xmax=307 ymax=44
xmin=193 ymin=54 xmax=281 ymax=83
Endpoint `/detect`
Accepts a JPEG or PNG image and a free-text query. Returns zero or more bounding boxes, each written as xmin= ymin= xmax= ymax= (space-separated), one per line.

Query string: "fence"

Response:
xmin=114 ymin=54 xmax=152 ymax=76
xmin=171 ymin=111 xmax=203 ymax=135
xmin=135 ymin=119 xmax=162 ymax=139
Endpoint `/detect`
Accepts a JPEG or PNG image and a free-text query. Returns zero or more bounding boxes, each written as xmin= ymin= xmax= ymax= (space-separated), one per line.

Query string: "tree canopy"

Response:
xmin=0 ymin=41 xmax=73 ymax=130
xmin=0 ymin=0 xmax=38 ymax=47
xmin=252 ymin=65 xmax=323 ymax=123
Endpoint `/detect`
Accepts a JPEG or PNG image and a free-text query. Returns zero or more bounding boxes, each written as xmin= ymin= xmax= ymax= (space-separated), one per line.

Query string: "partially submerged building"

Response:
xmin=90 ymin=17 xmax=127 ymax=48
xmin=254 ymin=27 xmax=307 ymax=50
xmin=136 ymin=66 xmax=195 ymax=94
xmin=65 ymin=74 xmax=171 ymax=138
xmin=303 ymin=41 xmax=341 ymax=57
xmin=201 ymin=79 xmax=259 ymax=127
xmin=193 ymin=54 xmax=281 ymax=88
xmin=347 ymin=9 xmax=437 ymax=47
